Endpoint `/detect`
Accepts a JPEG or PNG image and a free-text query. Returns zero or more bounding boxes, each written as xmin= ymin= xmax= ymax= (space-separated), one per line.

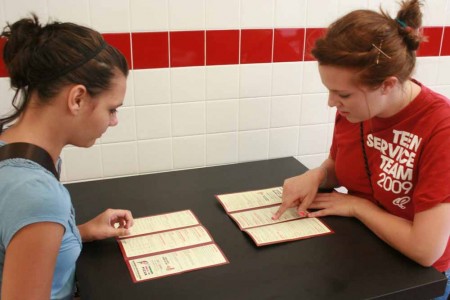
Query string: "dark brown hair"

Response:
xmin=0 ymin=14 xmax=129 ymax=131
xmin=311 ymin=0 xmax=424 ymax=89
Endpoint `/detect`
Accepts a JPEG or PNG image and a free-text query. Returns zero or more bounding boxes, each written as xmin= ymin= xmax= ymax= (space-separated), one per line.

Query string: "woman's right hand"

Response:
xmin=272 ymin=167 xmax=326 ymax=220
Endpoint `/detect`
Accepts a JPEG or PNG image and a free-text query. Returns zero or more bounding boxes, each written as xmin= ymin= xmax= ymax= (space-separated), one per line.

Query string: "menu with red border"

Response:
xmin=216 ymin=187 xmax=333 ymax=246
xmin=117 ymin=210 xmax=228 ymax=282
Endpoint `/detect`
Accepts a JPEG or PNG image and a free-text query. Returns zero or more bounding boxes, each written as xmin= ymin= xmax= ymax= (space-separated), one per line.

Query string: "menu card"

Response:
xmin=216 ymin=187 xmax=333 ymax=246
xmin=117 ymin=210 xmax=228 ymax=282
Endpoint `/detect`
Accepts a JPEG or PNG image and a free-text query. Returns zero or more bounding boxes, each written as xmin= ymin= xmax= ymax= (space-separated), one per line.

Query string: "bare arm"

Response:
xmin=310 ymin=194 xmax=450 ymax=266
xmin=2 ymin=222 xmax=64 ymax=300
xmin=355 ymin=201 xmax=449 ymax=266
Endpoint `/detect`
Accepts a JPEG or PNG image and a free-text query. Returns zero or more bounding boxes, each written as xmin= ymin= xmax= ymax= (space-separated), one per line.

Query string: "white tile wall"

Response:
xmin=135 ymin=105 xmax=171 ymax=139
xmin=48 ymin=0 xmax=90 ymax=26
xmin=239 ymin=97 xmax=271 ymax=130
xmin=171 ymin=102 xmax=206 ymax=136
xmin=269 ymin=126 xmax=299 ymax=158
xmin=171 ymin=67 xmax=206 ymax=103
xmin=272 ymin=62 xmax=303 ymax=96
xmin=172 ymin=135 xmax=205 ymax=168
xmin=134 ymin=69 xmax=171 ymax=105
xmin=206 ymin=65 xmax=240 ymax=100
xmin=169 ymin=0 xmax=205 ymax=31
xmin=306 ymin=0 xmax=338 ymax=27
xmin=240 ymin=64 xmax=272 ymax=98
xmin=2 ymin=0 xmax=445 ymax=182
xmin=3 ymin=0 xmax=48 ymax=24
xmin=102 ymin=142 xmax=139 ymax=177
xmin=238 ymin=129 xmax=269 ymax=162
xmin=270 ymin=95 xmax=301 ymax=127
xmin=205 ymin=0 xmax=240 ymax=30
xmin=206 ymin=132 xmax=238 ymax=165
xmin=130 ymin=0 xmax=169 ymax=32
xmin=138 ymin=138 xmax=173 ymax=173
xmin=274 ymin=0 xmax=307 ymax=28
xmin=206 ymin=100 xmax=239 ymax=133
xmin=89 ymin=0 xmax=130 ymax=33
xmin=241 ymin=0 xmax=274 ymax=29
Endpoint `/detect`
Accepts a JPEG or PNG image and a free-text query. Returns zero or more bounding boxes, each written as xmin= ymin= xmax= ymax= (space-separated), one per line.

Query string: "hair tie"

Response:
xmin=395 ymin=18 xmax=413 ymax=33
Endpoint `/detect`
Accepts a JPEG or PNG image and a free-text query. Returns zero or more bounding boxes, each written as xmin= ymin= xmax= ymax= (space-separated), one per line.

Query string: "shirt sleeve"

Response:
xmin=413 ymin=117 xmax=450 ymax=212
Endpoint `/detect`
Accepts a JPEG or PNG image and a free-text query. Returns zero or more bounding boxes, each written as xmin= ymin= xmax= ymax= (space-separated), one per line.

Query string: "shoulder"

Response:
xmin=0 ymin=160 xmax=71 ymax=246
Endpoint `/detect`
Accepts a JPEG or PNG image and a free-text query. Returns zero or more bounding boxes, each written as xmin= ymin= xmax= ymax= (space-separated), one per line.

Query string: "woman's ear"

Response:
xmin=67 ymin=85 xmax=88 ymax=115
xmin=380 ymin=76 xmax=399 ymax=95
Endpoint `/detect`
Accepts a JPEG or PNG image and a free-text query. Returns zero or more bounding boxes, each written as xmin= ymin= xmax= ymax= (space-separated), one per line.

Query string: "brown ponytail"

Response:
xmin=0 ymin=14 xmax=129 ymax=132
xmin=311 ymin=0 xmax=424 ymax=89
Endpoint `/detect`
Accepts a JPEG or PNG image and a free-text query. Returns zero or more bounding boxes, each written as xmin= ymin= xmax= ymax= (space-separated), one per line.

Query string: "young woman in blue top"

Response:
xmin=0 ymin=15 xmax=134 ymax=299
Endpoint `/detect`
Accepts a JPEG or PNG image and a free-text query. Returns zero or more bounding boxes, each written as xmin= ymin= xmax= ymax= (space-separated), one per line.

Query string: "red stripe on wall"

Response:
xmin=0 ymin=26 xmax=447 ymax=78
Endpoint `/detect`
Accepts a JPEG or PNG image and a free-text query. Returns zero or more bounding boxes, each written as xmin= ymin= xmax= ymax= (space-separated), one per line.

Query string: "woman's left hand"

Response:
xmin=307 ymin=191 xmax=366 ymax=218
xmin=78 ymin=208 xmax=134 ymax=242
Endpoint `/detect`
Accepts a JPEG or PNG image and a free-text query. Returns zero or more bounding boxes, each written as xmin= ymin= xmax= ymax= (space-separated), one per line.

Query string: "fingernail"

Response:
xmin=298 ymin=211 xmax=306 ymax=217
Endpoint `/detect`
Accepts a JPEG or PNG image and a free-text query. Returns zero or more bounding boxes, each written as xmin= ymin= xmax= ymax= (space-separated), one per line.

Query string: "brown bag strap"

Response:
xmin=0 ymin=142 xmax=59 ymax=180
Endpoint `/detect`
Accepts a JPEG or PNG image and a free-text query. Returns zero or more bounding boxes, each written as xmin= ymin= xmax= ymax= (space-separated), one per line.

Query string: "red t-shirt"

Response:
xmin=330 ymin=80 xmax=450 ymax=272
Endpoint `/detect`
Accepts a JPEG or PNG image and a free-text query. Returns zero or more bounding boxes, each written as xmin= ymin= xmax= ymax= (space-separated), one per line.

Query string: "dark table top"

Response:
xmin=66 ymin=157 xmax=447 ymax=300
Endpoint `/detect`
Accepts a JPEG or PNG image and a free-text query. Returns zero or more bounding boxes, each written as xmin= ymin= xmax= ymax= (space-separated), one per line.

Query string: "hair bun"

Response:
xmin=395 ymin=0 xmax=424 ymax=51
xmin=1 ymin=14 xmax=42 ymax=88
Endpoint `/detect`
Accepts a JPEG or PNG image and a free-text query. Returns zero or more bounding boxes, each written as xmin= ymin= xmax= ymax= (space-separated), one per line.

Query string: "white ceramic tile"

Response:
xmin=171 ymin=67 xmax=205 ymax=103
xmin=269 ymin=126 xmax=299 ymax=158
xmin=0 ymin=3 xmax=5 ymax=28
xmin=206 ymin=65 xmax=239 ymax=100
xmin=135 ymin=105 xmax=171 ymax=139
xmin=90 ymin=0 xmax=130 ymax=33
xmin=206 ymin=100 xmax=238 ymax=133
xmin=327 ymin=122 xmax=335 ymax=151
xmin=206 ymin=132 xmax=238 ymax=165
xmin=301 ymin=61 xmax=327 ymax=94
xmin=169 ymin=0 xmax=205 ymax=30
xmin=446 ymin=0 xmax=450 ymax=25
xmin=306 ymin=0 xmax=338 ymax=27
xmin=59 ymin=151 xmax=67 ymax=182
xmin=422 ymin=0 xmax=447 ymax=26
xmin=134 ymin=69 xmax=171 ymax=105
xmin=240 ymin=64 xmax=272 ymax=98
xmin=48 ymin=0 xmax=90 ymax=25
xmin=172 ymin=135 xmax=205 ymax=169
xmin=241 ymin=0 xmax=274 ymax=28
xmin=328 ymin=106 xmax=337 ymax=123
xmin=433 ymin=85 xmax=450 ymax=99
xmin=272 ymin=62 xmax=302 ymax=96
xmin=123 ymin=71 xmax=135 ymax=107
xmin=138 ymin=138 xmax=173 ymax=173
xmin=101 ymin=142 xmax=138 ymax=177
xmin=413 ymin=57 xmax=439 ymax=86
xmin=298 ymin=124 xmax=328 ymax=155
xmin=297 ymin=153 xmax=328 ymax=169
xmin=238 ymin=129 xmax=269 ymax=162
xmin=337 ymin=0 xmax=368 ymax=17
xmin=367 ymin=0 xmax=397 ymax=17
xmin=205 ymin=0 xmax=240 ymax=29
xmin=63 ymin=146 xmax=103 ymax=181
xmin=300 ymin=93 xmax=329 ymax=125
xmin=3 ymin=0 xmax=48 ymax=24
xmin=101 ymin=107 xmax=136 ymax=144
xmin=239 ymin=97 xmax=271 ymax=131
xmin=436 ymin=56 xmax=450 ymax=85
xmin=270 ymin=95 xmax=301 ymax=127
xmin=274 ymin=0 xmax=306 ymax=27
xmin=0 ymin=78 xmax=15 ymax=117
xmin=130 ymin=0 xmax=169 ymax=31
xmin=171 ymin=102 xmax=206 ymax=136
